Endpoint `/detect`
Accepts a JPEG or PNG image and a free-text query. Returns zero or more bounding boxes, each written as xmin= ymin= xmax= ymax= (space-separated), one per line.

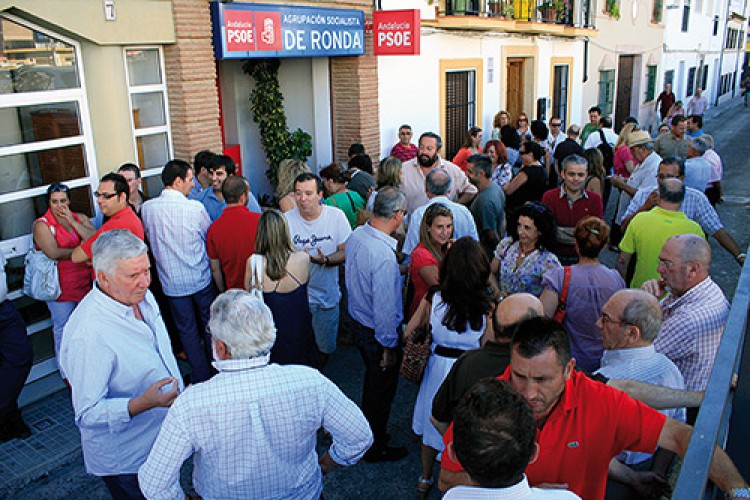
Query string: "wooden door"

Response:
xmin=615 ymin=55 xmax=635 ymax=132
xmin=507 ymin=58 xmax=525 ymax=122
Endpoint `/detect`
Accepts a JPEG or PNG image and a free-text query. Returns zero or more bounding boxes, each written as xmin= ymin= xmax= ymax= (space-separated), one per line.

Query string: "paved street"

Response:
xmin=2 ymin=96 xmax=749 ymax=499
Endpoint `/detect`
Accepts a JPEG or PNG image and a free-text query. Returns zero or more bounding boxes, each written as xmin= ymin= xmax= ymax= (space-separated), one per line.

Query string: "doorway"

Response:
xmin=615 ymin=55 xmax=635 ymax=131
xmin=507 ymin=58 xmax=525 ymax=122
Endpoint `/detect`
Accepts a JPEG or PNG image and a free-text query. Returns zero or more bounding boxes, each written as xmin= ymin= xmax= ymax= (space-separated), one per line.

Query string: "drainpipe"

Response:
xmin=716 ymin=0 xmax=732 ymax=106
xmin=584 ymin=38 xmax=589 ymax=83
xmin=732 ymin=0 xmax=748 ymax=97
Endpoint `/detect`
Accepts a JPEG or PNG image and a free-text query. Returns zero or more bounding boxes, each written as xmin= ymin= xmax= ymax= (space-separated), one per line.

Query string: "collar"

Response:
xmin=446 ymin=476 xmax=532 ymax=498
xmin=213 ymin=354 xmax=270 ymax=372
xmin=160 ymin=188 xmax=186 ymax=200
xmin=600 ymin=345 xmax=657 ymax=366
xmin=663 ymin=276 xmax=714 ymax=308
xmin=558 ymin=185 xmax=588 ymax=200
xmin=363 ymin=222 xmax=398 ymax=252
xmin=109 ymin=205 xmax=136 ymax=221
xmin=90 ymin=283 xmax=152 ymax=320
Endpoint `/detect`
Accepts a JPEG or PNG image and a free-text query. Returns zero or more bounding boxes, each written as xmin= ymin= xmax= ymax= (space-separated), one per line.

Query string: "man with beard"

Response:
xmin=401 ymin=132 xmax=477 ymax=214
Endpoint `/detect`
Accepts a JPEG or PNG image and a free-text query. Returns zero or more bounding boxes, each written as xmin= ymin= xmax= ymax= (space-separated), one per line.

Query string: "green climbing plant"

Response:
xmin=242 ymin=58 xmax=312 ymax=190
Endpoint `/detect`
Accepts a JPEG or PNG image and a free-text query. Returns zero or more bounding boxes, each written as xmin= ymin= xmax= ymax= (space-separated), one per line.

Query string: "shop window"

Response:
xmin=445 ymin=70 xmax=476 ymax=160
xmin=598 ymin=70 xmax=615 ymax=116
xmin=645 ymin=65 xmax=658 ymax=102
xmin=0 ymin=15 xmax=97 ymax=384
xmin=124 ymin=47 xmax=172 ymax=195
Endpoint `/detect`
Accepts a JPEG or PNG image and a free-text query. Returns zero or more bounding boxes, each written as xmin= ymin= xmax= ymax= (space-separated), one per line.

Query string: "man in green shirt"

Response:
xmin=580 ymin=106 xmax=602 ymax=145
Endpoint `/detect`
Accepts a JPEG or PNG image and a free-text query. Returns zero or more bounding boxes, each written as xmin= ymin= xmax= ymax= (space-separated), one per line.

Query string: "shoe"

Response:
xmin=363 ymin=445 xmax=408 ymax=463
xmin=0 ymin=418 xmax=31 ymax=442
xmin=417 ymin=476 xmax=434 ymax=499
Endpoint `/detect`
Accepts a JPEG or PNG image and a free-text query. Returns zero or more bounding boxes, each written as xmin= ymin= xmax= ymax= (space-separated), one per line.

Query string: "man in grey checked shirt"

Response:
xmin=138 ymin=290 xmax=372 ymax=499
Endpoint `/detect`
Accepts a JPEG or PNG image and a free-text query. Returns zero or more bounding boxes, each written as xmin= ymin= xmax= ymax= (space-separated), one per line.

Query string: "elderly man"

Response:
xmin=401 ymin=132 xmax=477 ymax=214
xmin=617 ymin=179 xmax=703 ymax=288
xmin=467 ymin=153 xmax=506 ymax=257
xmin=619 ymin=158 xmax=745 ymax=265
xmin=142 ymin=160 xmax=216 ymax=384
xmin=138 ymin=290 xmax=372 ymax=499
xmin=611 ymin=130 xmax=661 ymax=230
xmin=684 ymin=136 xmax=713 ymax=192
xmin=446 ymin=378 xmax=580 ymax=499
xmin=642 ymin=235 xmax=730 ymax=395
xmin=702 ymin=135 xmax=724 ymax=206
xmin=542 ymin=154 xmax=603 ymax=263
xmin=60 ymin=230 xmax=183 ymax=498
xmin=654 ymin=116 xmax=691 ymax=160
xmin=403 ymin=168 xmax=478 ymax=256
xmin=71 ymin=172 xmax=144 ymax=264
xmin=595 ymin=289 xmax=685 ymax=499
xmin=439 ymin=317 xmax=749 ymax=499
xmin=346 ymin=187 xmax=408 ymax=462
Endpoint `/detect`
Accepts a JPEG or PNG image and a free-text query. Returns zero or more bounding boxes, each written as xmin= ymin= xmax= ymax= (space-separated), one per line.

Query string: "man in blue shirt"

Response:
xmin=346 ymin=187 xmax=408 ymax=463
xmin=197 ymin=154 xmax=262 ymax=220
xmin=188 ymin=150 xmax=215 ymax=200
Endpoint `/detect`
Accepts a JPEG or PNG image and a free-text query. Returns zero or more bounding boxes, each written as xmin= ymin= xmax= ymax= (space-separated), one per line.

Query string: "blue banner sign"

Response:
xmin=210 ymin=2 xmax=365 ymax=59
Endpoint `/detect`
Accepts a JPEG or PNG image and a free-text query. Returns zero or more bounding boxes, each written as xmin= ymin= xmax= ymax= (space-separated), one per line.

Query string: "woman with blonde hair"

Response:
xmin=613 ymin=123 xmax=637 ymax=178
xmin=490 ymin=110 xmax=511 ymax=140
xmin=245 ymin=209 xmax=320 ymax=367
xmin=367 ymin=156 xmax=402 ymax=211
xmin=276 ymin=159 xmax=310 ymax=212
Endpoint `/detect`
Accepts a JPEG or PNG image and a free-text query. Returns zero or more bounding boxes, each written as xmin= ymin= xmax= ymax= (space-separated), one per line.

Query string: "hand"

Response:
xmin=380 ymin=347 xmax=398 ymax=370
xmin=308 ymin=248 xmax=326 ymax=266
xmin=643 ymin=191 xmax=658 ymax=211
xmin=56 ymin=205 xmax=75 ymax=225
xmin=610 ymin=175 xmax=626 ymax=190
xmin=318 ymin=451 xmax=338 ymax=476
xmin=641 ymin=278 xmax=666 ymax=298
xmin=140 ymin=377 xmax=179 ymax=410
xmin=629 ymin=471 xmax=671 ymax=498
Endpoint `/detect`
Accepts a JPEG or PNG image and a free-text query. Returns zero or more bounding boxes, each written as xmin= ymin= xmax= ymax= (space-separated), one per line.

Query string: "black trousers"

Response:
xmin=352 ymin=319 xmax=401 ymax=448
xmin=0 ymin=299 xmax=33 ymax=424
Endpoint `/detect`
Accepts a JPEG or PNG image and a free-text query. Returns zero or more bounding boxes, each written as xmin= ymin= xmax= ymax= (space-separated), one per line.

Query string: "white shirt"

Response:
xmin=444 ymin=476 xmax=580 ymax=499
xmin=0 ymin=252 xmax=7 ymax=302
xmin=684 ymin=156 xmax=712 ymax=191
xmin=583 ymin=128 xmax=618 ymax=150
xmin=59 ymin=286 xmax=183 ymax=475
xmin=403 ymin=196 xmax=479 ymax=256
xmin=616 ymin=151 xmax=661 ymax=221
xmin=138 ymin=357 xmax=372 ymax=500
xmin=141 ymin=189 xmax=212 ymax=297
xmin=285 ymin=205 xmax=352 ymax=308
xmin=546 ymin=132 xmax=566 ymax=154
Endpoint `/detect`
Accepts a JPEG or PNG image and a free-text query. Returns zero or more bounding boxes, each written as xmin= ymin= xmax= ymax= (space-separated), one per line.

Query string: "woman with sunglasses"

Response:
xmin=515 ymin=112 xmax=532 ymax=141
xmin=502 ymin=141 xmax=548 ymax=214
xmin=452 ymin=126 xmax=483 ymax=173
xmin=490 ymin=202 xmax=560 ymax=300
xmin=32 ymin=183 xmax=96 ymax=370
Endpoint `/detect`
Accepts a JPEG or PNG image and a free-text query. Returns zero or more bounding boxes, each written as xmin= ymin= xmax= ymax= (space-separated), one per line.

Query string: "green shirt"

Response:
xmin=324 ymin=190 xmax=365 ymax=230
xmin=580 ymin=123 xmax=599 ymax=146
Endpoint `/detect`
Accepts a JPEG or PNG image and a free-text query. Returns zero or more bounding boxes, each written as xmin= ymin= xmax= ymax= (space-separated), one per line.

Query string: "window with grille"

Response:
xmin=646 ymin=65 xmax=658 ymax=101
xmin=598 ymin=70 xmax=615 ymax=116
xmin=445 ymin=70 xmax=476 ymax=160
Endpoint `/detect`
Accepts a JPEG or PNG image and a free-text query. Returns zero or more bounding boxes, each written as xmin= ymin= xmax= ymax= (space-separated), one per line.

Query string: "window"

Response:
xmin=598 ymin=70 xmax=615 ymax=115
xmin=646 ymin=65 xmax=658 ymax=101
xmin=682 ymin=0 xmax=690 ymax=32
xmin=687 ymin=67 xmax=697 ymax=96
xmin=701 ymin=65 xmax=709 ymax=90
xmin=652 ymin=0 xmax=664 ymax=23
xmin=124 ymin=48 xmax=172 ymax=193
xmin=664 ymin=70 xmax=675 ymax=87
xmin=445 ymin=70 xmax=476 ymax=160
xmin=713 ymin=15 xmax=719 ymax=35
xmin=0 ymin=15 xmax=97 ymax=383
xmin=552 ymin=65 xmax=570 ymax=130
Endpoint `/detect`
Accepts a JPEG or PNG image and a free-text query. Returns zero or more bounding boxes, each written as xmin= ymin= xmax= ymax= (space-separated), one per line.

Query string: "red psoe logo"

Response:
xmin=255 ymin=12 xmax=283 ymax=51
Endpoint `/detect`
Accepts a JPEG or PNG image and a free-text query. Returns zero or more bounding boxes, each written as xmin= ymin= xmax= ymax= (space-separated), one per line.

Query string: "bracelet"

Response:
xmin=736 ymin=253 xmax=746 ymax=263
xmin=323 ymin=255 xmax=330 ymax=267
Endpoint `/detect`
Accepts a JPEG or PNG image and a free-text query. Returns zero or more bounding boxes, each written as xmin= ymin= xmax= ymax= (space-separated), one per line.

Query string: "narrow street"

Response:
xmin=2 ymin=97 xmax=749 ymax=499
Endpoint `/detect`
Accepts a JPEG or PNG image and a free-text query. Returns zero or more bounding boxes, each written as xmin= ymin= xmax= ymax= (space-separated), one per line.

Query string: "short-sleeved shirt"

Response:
xmin=401 ymin=158 xmax=478 ymax=214
xmin=616 ymin=152 xmax=661 ymax=224
xmin=206 ymin=205 xmax=260 ymax=290
xmin=470 ymin=183 xmax=505 ymax=256
xmin=494 ymin=237 xmax=561 ymax=297
xmin=541 ymin=187 xmax=603 ymax=258
xmin=579 ymin=123 xmax=599 ymax=146
xmin=505 ymin=164 xmax=547 ymax=211
xmin=346 ymin=170 xmax=376 ymax=202
xmin=80 ymin=206 xmax=144 ymax=258
xmin=622 ymin=186 xmax=722 ymax=235
xmin=619 ymin=207 xmax=704 ymax=288
xmin=553 ymin=139 xmax=584 ymax=170
xmin=613 ymin=145 xmax=634 ymax=178
xmin=441 ymin=369 xmax=667 ymax=500
xmin=285 ymin=206 xmax=352 ymax=308
xmin=654 ymin=133 xmax=691 ymax=160
xmin=684 ymin=157 xmax=712 ymax=191
xmin=657 ymin=91 xmax=676 ymax=116
xmin=409 ymin=243 xmax=438 ymax=319
xmin=390 ymin=142 xmax=418 ymax=163
xmin=324 ymin=190 xmax=365 ymax=230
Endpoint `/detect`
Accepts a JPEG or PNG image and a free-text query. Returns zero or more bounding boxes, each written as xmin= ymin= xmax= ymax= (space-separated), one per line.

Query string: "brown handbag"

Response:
xmin=400 ymin=325 xmax=432 ymax=383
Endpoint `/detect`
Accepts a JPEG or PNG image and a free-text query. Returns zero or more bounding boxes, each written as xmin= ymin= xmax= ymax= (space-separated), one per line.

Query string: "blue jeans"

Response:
xmin=310 ymin=304 xmax=339 ymax=354
xmin=166 ymin=283 xmax=217 ymax=383
xmin=47 ymin=301 xmax=78 ymax=375
xmin=101 ymin=473 xmax=145 ymax=500
xmin=0 ymin=300 xmax=33 ymax=419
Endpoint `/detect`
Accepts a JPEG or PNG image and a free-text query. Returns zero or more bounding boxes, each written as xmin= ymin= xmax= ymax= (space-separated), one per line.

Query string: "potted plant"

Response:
xmin=537 ymin=0 xmax=563 ymax=21
xmin=605 ymin=0 xmax=621 ymax=19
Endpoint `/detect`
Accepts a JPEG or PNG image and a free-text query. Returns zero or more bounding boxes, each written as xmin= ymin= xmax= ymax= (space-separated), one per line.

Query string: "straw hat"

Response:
xmin=627 ymin=130 xmax=653 ymax=147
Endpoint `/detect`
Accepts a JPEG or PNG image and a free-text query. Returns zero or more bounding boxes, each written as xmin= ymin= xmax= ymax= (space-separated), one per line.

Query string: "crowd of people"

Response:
xmin=1 ymin=100 xmax=749 ymax=500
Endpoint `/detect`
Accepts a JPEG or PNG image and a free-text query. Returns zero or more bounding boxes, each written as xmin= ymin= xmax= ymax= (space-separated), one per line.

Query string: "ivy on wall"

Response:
xmin=242 ymin=58 xmax=312 ymax=191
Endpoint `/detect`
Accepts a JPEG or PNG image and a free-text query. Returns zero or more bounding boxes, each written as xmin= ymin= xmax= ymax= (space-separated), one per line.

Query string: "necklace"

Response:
xmin=518 ymin=244 xmax=534 ymax=258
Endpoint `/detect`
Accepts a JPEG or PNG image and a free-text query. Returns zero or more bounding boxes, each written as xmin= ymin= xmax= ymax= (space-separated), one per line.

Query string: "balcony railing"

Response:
xmin=441 ymin=0 xmax=595 ymax=28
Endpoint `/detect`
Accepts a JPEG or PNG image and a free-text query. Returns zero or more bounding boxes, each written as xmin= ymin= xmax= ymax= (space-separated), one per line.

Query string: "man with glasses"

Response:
xmin=546 ymin=116 xmax=566 ymax=155
xmin=71 ymin=172 xmax=144 ymax=264
xmin=619 ymin=158 xmax=745 ymax=265
xmin=389 ymin=124 xmax=418 ymax=163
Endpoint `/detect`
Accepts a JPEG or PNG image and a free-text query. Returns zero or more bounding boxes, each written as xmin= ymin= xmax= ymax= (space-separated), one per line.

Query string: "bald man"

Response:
xmin=642 ymin=235 xmax=729 ymax=395
xmin=431 ymin=293 xmax=544 ymax=431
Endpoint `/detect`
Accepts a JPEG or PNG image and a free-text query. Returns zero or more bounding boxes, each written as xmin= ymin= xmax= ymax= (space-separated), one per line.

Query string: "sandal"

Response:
xmin=417 ymin=476 xmax=434 ymax=498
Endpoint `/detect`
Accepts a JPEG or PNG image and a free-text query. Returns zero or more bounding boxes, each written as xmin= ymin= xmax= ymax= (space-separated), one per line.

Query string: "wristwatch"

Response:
xmin=323 ymin=255 xmax=330 ymax=267
xmin=736 ymin=253 xmax=746 ymax=264
xmin=727 ymin=488 xmax=750 ymax=499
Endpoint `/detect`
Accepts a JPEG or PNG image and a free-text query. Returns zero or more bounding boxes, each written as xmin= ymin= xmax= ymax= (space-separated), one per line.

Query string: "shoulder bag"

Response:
xmin=552 ymin=266 xmax=572 ymax=324
xmin=24 ymin=218 xmax=61 ymax=302
xmin=400 ymin=294 xmax=433 ymax=383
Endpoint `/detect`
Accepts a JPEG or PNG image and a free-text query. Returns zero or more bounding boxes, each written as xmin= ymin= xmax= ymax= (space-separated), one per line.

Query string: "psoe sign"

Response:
xmin=210 ymin=2 xmax=365 ymax=59
xmin=373 ymin=10 xmax=420 ymax=56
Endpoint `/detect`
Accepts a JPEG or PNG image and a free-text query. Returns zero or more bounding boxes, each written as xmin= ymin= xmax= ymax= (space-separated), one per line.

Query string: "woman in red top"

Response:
xmin=32 ymin=183 xmax=95 ymax=370
xmin=452 ymin=126 xmax=483 ymax=172
xmin=408 ymin=203 xmax=454 ymax=319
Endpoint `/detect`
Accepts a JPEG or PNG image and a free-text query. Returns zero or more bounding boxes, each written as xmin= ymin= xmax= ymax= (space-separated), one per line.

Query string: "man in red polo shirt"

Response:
xmin=541 ymin=154 xmax=603 ymax=264
xmin=439 ymin=317 xmax=749 ymax=500
xmin=71 ymin=172 xmax=144 ymax=264
xmin=206 ymin=176 xmax=260 ymax=291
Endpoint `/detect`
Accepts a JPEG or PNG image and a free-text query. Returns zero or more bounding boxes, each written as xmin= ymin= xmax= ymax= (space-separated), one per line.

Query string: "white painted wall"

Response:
xmin=377 ymin=28 xmax=584 ymax=159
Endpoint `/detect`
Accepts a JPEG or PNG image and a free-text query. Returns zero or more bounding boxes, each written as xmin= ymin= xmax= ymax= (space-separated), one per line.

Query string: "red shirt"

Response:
xmin=390 ymin=142 xmax=418 ymax=163
xmin=441 ymin=368 xmax=666 ymax=500
xmin=206 ymin=205 xmax=260 ymax=290
xmin=408 ymin=243 xmax=438 ymax=319
xmin=542 ymin=187 xmax=603 ymax=258
xmin=80 ymin=206 xmax=145 ymax=258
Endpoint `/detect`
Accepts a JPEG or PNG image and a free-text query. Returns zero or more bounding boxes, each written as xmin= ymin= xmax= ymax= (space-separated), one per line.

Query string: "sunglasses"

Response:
xmin=551 ymin=123 xmax=562 ymax=127
xmin=523 ymin=201 xmax=549 ymax=213
xmin=94 ymin=192 xmax=119 ymax=200
xmin=48 ymin=183 xmax=69 ymax=193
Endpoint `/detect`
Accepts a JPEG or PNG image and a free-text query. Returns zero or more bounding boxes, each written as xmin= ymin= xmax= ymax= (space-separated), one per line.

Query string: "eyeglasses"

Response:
xmin=551 ymin=123 xmax=562 ymax=127
xmin=601 ymin=313 xmax=627 ymax=326
xmin=518 ymin=119 xmax=528 ymax=123
xmin=523 ymin=201 xmax=548 ymax=213
xmin=94 ymin=192 xmax=119 ymax=200
xmin=400 ymin=131 xmax=412 ymax=136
